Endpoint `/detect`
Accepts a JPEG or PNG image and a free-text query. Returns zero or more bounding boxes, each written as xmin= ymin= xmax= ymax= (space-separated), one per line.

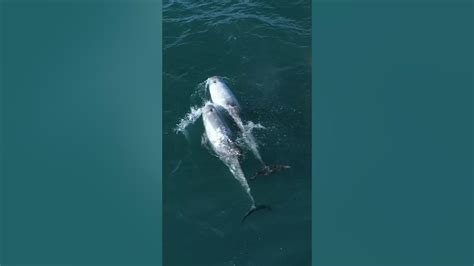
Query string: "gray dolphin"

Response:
xmin=202 ymin=103 xmax=270 ymax=221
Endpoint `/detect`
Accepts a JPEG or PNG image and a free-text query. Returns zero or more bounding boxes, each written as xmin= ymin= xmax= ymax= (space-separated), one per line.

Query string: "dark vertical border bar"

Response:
xmin=311 ymin=1 xmax=315 ymax=266
xmin=158 ymin=0 xmax=163 ymax=264
xmin=0 ymin=0 xmax=162 ymax=264
xmin=0 ymin=1 xmax=4 ymax=262
xmin=313 ymin=0 xmax=472 ymax=265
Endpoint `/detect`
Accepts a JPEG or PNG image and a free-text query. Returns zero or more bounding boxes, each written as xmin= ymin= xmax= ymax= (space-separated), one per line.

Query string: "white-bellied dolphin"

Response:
xmin=202 ymin=102 xmax=270 ymax=221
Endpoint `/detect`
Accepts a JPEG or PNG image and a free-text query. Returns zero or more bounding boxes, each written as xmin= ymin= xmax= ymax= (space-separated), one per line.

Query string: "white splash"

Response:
xmin=174 ymin=105 xmax=203 ymax=139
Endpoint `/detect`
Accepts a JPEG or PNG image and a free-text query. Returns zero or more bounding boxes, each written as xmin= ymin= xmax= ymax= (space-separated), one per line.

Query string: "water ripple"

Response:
xmin=164 ymin=0 xmax=310 ymax=51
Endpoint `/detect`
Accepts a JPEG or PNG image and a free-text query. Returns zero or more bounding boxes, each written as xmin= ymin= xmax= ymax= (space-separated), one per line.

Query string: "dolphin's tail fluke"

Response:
xmin=249 ymin=165 xmax=291 ymax=180
xmin=242 ymin=205 xmax=271 ymax=222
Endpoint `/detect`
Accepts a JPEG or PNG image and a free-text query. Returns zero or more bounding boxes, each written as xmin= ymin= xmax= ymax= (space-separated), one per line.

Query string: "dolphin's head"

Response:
xmin=207 ymin=76 xmax=226 ymax=91
xmin=202 ymin=103 xmax=216 ymax=115
xmin=207 ymin=76 xmax=221 ymax=85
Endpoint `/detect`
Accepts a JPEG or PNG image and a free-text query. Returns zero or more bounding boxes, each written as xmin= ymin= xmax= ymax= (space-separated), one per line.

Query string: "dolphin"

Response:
xmin=206 ymin=76 xmax=290 ymax=179
xmin=202 ymin=103 xmax=270 ymax=221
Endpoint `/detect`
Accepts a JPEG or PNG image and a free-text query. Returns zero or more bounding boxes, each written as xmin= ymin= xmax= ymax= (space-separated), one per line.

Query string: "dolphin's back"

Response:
xmin=202 ymin=104 xmax=239 ymax=158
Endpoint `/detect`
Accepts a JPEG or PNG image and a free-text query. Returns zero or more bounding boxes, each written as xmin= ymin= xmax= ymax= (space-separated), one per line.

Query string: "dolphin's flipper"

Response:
xmin=241 ymin=205 xmax=271 ymax=222
xmin=250 ymin=165 xmax=291 ymax=180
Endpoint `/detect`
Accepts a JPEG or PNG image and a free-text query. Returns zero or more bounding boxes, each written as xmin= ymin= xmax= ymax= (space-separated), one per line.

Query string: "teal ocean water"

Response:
xmin=163 ymin=0 xmax=311 ymax=265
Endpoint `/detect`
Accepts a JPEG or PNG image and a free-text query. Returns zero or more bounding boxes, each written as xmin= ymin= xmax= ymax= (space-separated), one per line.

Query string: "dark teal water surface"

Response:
xmin=163 ymin=1 xmax=311 ymax=265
